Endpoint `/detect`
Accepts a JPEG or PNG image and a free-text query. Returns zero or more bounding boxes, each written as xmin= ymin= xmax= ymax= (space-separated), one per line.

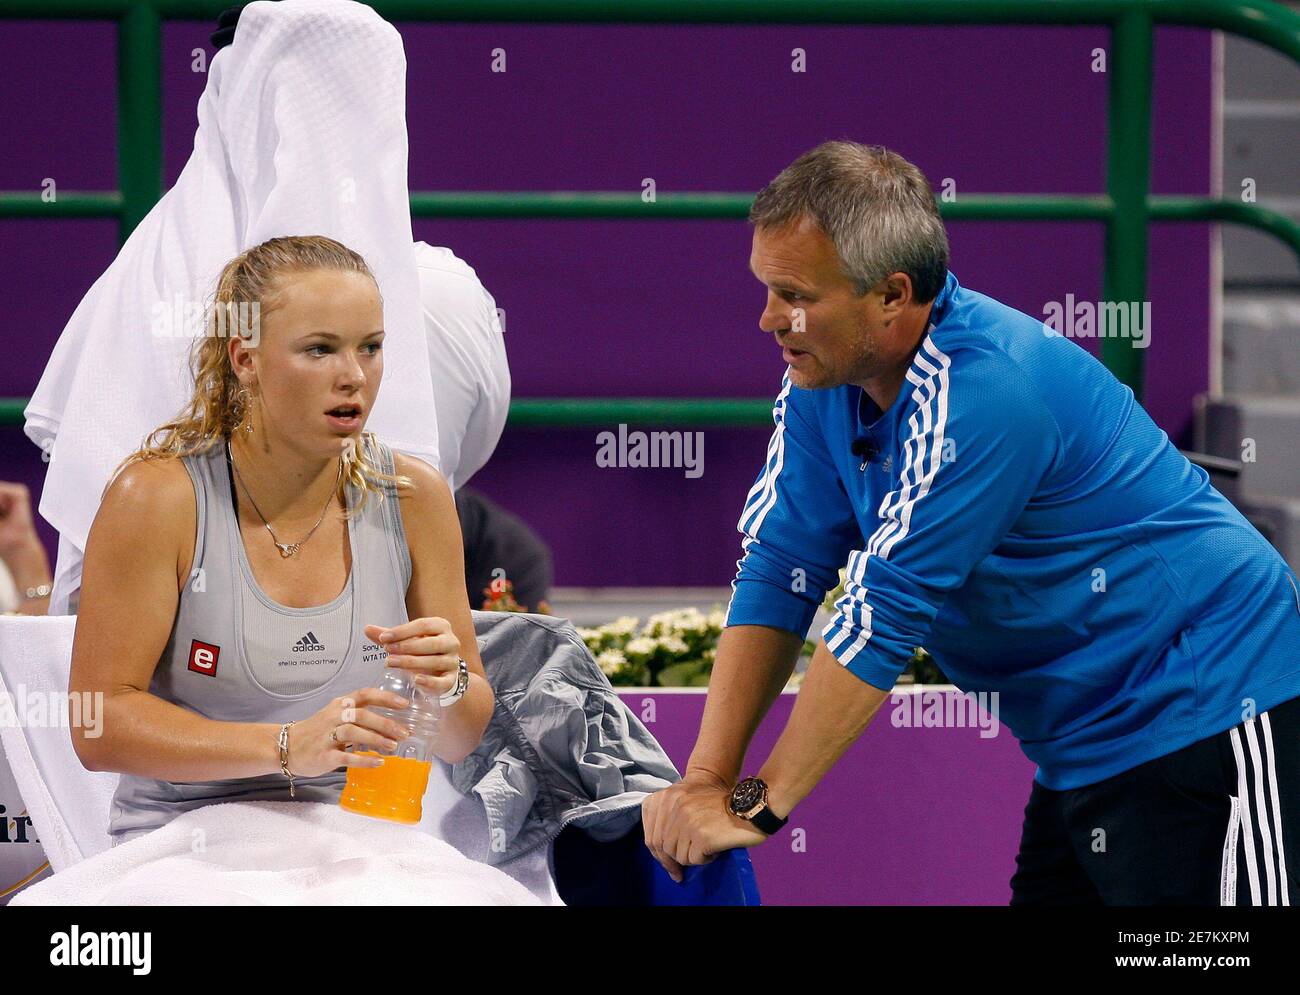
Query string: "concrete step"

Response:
xmin=1222 ymin=293 xmax=1300 ymax=394
xmin=1222 ymin=212 xmax=1300 ymax=287
xmin=1223 ymin=113 xmax=1300 ymax=199
xmin=1195 ymin=394 xmax=1300 ymax=502
xmin=1225 ymin=28 xmax=1300 ymax=102
xmin=1221 ymin=25 xmax=1300 ymax=286
xmin=1220 ymin=119 xmax=1299 ymax=284
xmin=547 ymin=586 xmax=731 ymax=628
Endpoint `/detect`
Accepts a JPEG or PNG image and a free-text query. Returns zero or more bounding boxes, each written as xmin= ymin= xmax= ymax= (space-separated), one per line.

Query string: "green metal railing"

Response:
xmin=3 ymin=0 xmax=1299 ymax=429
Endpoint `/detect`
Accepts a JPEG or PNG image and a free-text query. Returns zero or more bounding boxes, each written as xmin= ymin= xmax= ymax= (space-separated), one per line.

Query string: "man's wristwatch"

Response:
xmin=728 ymin=776 xmax=789 ymax=835
xmin=439 ymin=657 xmax=470 ymax=706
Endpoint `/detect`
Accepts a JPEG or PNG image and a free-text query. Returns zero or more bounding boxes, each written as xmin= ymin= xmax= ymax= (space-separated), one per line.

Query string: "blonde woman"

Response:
xmin=68 ymin=235 xmax=493 ymax=845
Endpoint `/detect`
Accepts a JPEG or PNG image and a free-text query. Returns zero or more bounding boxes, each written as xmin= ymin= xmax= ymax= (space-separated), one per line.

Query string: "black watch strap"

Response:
xmin=749 ymin=804 xmax=788 ymax=835
xmin=730 ymin=776 xmax=789 ymax=835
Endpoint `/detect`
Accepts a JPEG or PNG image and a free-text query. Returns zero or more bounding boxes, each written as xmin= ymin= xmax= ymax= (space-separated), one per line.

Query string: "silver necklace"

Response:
xmin=227 ymin=440 xmax=343 ymax=558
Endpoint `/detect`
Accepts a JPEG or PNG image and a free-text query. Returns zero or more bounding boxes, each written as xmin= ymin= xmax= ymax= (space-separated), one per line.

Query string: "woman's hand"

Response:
xmin=287 ymin=688 xmax=414 ymax=778
xmin=365 ymin=618 xmax=462 ymax=696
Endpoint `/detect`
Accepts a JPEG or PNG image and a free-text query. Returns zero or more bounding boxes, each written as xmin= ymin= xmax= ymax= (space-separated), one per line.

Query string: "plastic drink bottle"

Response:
xmin=339 ymin=667 xmax=442 ymax=824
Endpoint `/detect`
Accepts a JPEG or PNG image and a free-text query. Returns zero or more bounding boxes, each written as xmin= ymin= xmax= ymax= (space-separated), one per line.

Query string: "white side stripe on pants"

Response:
xmin=1228 ymin=713 xmax=1289 ymax=906
xmin=1244 ymin=720 xmax=1278 ymax=905
xmin=1261 ymin=712 xmax=1290 ymax=905
xmin=1229 ymin=727 xmax=1262 ymax=905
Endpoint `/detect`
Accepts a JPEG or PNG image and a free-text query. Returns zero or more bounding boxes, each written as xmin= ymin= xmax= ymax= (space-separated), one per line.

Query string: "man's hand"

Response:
xmin=642 ymin=770 xmax=770 ymax=883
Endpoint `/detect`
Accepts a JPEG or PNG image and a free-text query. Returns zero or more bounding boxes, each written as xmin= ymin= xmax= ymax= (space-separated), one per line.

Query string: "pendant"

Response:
xmin=276 ymin=542 xmax=300 ymax=558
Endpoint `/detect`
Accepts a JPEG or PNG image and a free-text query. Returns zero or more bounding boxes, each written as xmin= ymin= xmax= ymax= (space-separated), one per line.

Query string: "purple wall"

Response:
xmin=0 ymin=19 xmax=1213 ymax=589
xmin=623 ymin=690 xmax=1035 ymax=905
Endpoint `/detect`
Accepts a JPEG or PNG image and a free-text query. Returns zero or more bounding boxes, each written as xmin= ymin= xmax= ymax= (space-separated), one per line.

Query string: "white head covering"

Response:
xmin=414 ymin=241 xmax=510 ymax=492
xmin=24 ymin=0 xmax=440 ymax=614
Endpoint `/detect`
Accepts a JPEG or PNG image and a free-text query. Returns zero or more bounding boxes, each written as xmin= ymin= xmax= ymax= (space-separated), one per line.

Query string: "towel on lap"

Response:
xmin=8 ymin=800 xmax=543 ymax=906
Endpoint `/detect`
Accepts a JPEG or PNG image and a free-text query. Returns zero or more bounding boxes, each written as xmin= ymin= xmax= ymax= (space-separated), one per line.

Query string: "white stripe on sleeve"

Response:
xmin=829 ymin=337 xmax=952 ymax=667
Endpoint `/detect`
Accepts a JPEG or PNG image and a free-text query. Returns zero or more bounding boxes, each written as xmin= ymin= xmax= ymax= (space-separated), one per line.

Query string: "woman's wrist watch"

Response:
xmin=728 ymin=775 xmax=789 ymax=835
xmin=439 ymin=657 xmax=470 ymax=706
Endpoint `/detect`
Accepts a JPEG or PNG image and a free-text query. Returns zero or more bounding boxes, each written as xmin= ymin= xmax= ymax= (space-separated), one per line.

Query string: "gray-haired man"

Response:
xmin=642 ymin=141 xmax=1300 ymax=906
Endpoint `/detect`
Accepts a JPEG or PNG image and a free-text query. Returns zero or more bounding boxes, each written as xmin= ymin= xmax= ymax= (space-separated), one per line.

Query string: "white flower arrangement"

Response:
xmin=579 ymin=607 xmax=724 ymax=687
xmin=607 ymin=615 xmax=640 ymax=636
xmin=594 ymin=648 xmax=647 ymax=686
xmin=578 ymin=585 xmax=941 ymax=688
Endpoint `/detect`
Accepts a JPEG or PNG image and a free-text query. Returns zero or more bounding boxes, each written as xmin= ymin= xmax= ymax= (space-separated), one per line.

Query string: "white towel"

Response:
xmin=414 ymin=242 xmax=511 ymax=492
xmin=0 ymin=616 xmax=119 ymax=870
xmin=24 ymin=0 xmax=441 ymax=614
xmin=7 ymin=801 xmax=542 ymax=906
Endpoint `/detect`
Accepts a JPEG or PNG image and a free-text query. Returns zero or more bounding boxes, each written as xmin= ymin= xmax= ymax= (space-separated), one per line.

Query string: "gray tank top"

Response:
xmin=107 ymin=434 xmax=412 ymax=844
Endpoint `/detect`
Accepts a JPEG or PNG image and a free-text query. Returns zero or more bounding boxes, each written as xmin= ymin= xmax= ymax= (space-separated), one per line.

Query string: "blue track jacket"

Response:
xmin=726 ymin=270 xmax=1300 ymax=789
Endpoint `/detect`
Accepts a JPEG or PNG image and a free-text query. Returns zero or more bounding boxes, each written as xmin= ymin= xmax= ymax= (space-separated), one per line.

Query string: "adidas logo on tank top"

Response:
xmin=292 ymin=631 xmax=326 ymax=652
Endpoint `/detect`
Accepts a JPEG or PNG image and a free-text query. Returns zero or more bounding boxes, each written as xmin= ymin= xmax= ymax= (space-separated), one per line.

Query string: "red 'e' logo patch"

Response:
xmin=188 ymin=640 xmax=220 ymax=676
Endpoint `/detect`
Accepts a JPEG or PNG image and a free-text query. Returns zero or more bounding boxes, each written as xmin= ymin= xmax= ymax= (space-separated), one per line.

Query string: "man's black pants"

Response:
xmin=1010 ymin=695 xmax=1300 ymax=905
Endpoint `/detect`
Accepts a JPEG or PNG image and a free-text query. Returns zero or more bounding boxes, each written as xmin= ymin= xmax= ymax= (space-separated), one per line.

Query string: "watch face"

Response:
xmin=731 ymin=777 xmax=765 ymax=814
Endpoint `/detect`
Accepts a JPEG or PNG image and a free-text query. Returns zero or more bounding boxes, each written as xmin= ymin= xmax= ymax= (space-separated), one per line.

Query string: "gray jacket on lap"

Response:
xmin=456 ymin=610 xmax=680 ymax=864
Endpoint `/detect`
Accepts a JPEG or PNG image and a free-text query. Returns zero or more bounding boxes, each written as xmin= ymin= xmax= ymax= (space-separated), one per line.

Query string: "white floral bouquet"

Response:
xmin=577 ymin=576 xmax=945 ymax=688
xmin=578 ymin=607 xmax=724 ymax=687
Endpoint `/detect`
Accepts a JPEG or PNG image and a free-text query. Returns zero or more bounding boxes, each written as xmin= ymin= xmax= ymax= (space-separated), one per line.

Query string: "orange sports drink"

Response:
xmin=339 ymin=752 xmax=434 ymax=824
xmin=337 ymin=666 xmax=442 ymax=824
